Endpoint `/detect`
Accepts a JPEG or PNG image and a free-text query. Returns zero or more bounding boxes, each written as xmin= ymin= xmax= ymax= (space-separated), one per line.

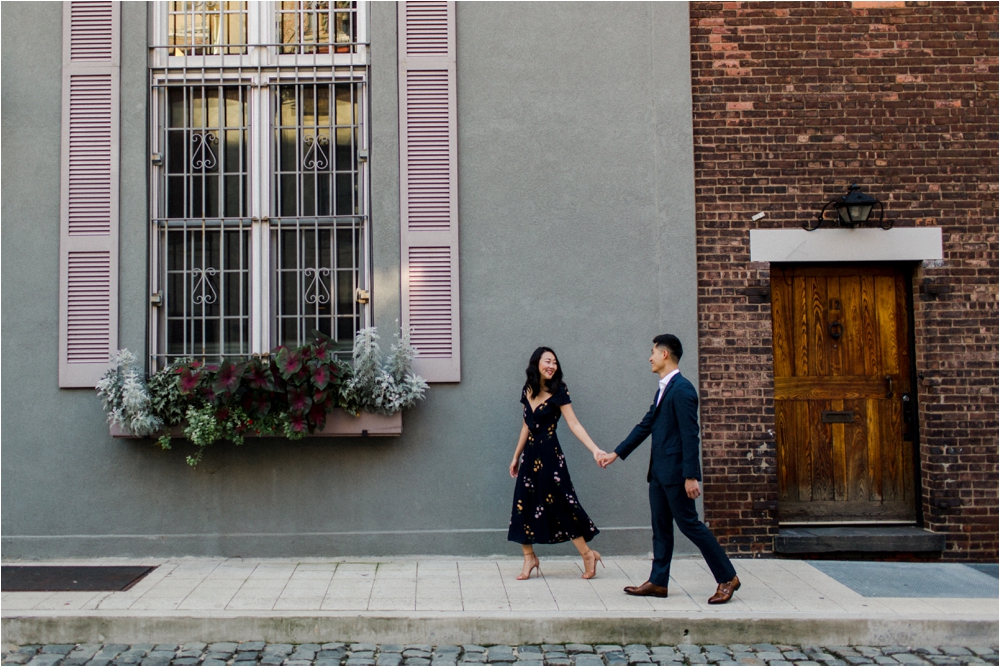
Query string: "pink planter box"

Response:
xmin=109 ymin=409 xmax=402 ymax=439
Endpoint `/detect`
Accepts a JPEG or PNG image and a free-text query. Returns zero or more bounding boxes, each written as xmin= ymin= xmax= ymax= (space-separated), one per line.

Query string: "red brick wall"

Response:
xmin=689 ymin=1 xmax=998 ymax=560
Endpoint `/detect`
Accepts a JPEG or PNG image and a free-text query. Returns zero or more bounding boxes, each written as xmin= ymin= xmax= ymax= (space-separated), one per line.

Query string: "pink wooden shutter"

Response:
xmin=398 ymin=1 xmax=461 ymax=382
xmin=59 ymin=1 xmax=121 ymax=387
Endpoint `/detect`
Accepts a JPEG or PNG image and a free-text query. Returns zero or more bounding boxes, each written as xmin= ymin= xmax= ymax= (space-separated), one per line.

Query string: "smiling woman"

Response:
xmin=507 ymin=347 xmax=606 ymax=582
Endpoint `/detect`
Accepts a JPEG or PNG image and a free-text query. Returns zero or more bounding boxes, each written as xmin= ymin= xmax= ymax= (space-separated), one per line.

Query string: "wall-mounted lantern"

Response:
xmin=804 ymin=183 xmax=891 ymax=231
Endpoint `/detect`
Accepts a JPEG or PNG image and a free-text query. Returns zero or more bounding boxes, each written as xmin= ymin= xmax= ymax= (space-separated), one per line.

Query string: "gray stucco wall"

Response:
xmin=2 ymin=2 xmax=699 ymax=558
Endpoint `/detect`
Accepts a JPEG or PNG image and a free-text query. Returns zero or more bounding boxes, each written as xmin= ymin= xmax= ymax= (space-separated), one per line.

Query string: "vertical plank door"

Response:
xmin=772 ymin=265 xmax=916 ymax=523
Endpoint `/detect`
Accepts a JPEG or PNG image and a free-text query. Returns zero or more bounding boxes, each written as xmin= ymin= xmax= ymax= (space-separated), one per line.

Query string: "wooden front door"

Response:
xmin=771 ymin=264 xmax=916 ymax=523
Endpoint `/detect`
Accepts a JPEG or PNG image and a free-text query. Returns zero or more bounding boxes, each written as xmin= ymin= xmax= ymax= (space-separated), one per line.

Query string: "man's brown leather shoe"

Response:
xmin=623 ymin=581 xmax=668 ymax=598
xmin=707 ymin=576 xmax=740 ymax=604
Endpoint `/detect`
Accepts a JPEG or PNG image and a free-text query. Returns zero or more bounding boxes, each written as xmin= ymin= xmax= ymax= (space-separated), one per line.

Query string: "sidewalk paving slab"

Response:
xmin=1 ymin=557 xmax=996 ymax=648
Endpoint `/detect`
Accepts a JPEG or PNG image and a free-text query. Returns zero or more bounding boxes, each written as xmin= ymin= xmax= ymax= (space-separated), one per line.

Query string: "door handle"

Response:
xmin=885 ymin=375 xmax=893 ymax=398
xmin=902 ymin=393 xmax=914 ymax=441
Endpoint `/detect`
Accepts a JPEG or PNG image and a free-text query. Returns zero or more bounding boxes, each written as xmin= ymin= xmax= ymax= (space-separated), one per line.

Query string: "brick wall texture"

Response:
xmin=689 ymin=1 xmax=998 ymax=560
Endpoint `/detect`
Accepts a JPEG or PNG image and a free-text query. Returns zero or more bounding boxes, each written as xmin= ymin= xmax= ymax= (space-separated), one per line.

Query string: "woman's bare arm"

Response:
xmin=509 ymin=421 xmax=530 ymax=478
xmin=560 ymin=404 xmax=606 ymax=463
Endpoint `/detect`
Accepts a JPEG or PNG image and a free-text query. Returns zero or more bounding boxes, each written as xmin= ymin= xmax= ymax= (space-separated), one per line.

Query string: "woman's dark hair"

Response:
xmin=525 ymin=346 xmax=565 ymax=398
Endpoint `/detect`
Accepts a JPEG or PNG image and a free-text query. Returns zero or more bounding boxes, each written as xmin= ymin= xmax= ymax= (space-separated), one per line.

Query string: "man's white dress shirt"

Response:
xmin=655 ymin=369 xmax=680 ymax=407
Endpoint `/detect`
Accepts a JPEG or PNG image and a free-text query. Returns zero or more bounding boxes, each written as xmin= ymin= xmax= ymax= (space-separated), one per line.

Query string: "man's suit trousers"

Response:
xmin=648 ymin=479 xmax=737 ymax=587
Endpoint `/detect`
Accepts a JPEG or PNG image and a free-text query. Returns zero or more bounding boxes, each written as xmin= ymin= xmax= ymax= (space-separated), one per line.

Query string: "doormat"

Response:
xmin=808 ymin=561 xmax=999 ymax=598
xmin=1 ymin=565 xmax=155 ymax=592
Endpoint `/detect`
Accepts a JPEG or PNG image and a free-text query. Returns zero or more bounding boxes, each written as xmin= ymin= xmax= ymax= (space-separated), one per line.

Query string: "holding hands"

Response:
xmin=592 ymin=449 xmax=619 ymax=469
xmin=598 ymin=451 xmax=618 ymax=468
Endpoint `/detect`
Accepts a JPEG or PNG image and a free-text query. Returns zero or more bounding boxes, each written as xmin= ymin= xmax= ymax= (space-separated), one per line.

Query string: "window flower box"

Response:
xmin=110 ymin=409 xmax=401 ymax=439
xmin=98 ymin=328 xmax=423 ymax=465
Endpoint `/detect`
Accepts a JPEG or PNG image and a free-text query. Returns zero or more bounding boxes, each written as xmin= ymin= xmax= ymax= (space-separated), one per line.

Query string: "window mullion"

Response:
xmin=356 ymin=1 xmax=369 ymax=51
xmin=248 ymin=2 xmax=277 ymax=58
xmin=251 ymin=82 xmax=270 ymax=355
xmin=149 ymin=85 xmax=163 ymax=370
xmin=246 ymin=1 xmax=264 ymax=53
xmin=359 ymin=80 xmax=371 ymax=330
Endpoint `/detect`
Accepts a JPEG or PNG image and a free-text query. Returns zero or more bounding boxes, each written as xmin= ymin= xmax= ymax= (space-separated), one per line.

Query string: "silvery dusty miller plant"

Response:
xmin=96 ymin=349 xmax=164 ymax=437
xmin=339 ymin=327 xmax=428 ymax=416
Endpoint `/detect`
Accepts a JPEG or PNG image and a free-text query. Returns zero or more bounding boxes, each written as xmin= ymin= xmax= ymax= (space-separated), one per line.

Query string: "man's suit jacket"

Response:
xmin=614 ymin=372 xmax=702 ymax=485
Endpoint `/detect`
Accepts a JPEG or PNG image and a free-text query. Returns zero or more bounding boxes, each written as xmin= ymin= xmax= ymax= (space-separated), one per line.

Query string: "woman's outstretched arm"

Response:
xmin=560 ymin=404 xmax=606 ymax=464
xmin=509 ymin=421 xmax=530 ymax=478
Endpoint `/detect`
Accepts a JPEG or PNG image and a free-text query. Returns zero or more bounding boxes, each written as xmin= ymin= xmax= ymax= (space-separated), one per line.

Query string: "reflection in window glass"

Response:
xmin=279 ymin=1 xmax=356 ymax=54
xmin=168 ymin=1 xmax=247 ymax=55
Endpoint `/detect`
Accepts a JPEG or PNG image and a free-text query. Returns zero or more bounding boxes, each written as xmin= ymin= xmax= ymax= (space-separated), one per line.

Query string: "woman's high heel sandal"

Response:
xmin=582 ymin=549 xmax=604 ymax=579
xmin=516 ymin=555 xmax=541 ymax=580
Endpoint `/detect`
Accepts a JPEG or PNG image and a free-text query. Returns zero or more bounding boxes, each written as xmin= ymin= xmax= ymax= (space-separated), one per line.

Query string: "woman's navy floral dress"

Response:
xmin=508 ymin=384 xmax=600 ymax=545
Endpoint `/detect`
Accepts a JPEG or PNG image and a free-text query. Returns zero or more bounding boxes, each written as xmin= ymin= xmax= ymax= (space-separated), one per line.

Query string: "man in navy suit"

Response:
xmin=599 ymin=334 xmax=740 ymax=604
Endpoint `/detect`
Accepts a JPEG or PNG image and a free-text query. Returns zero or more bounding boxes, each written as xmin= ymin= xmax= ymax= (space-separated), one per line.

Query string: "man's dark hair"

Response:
xmin=652 ymin=334 xmax=683 ymax=362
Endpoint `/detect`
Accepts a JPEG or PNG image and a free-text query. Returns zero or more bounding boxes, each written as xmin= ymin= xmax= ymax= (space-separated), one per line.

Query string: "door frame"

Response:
xmin=902 ymin=263 xmax=924 ymax=527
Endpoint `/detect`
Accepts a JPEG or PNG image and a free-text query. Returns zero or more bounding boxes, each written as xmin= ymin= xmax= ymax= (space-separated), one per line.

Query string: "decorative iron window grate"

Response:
xmin=274 ymin=82 xmax=361 ymax=218
xmin=149 ymin=1 xmax=369 ymax=369
xmin=272 ymin=218 xmax=363 ymax=346
xmin=163 ymin=85 xmax=249 ymax=220
xmin=159 ymin=221 xmax=251 ymax=359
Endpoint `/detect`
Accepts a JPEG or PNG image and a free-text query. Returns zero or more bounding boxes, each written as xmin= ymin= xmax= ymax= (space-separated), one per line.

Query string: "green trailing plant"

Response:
xmin=98 ymin=327 xmax=425 ymax=467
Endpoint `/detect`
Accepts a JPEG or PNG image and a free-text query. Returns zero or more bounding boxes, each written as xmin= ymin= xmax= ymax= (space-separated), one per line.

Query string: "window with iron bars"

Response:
xmin=149 ymin=1 xmax=369 ymax=370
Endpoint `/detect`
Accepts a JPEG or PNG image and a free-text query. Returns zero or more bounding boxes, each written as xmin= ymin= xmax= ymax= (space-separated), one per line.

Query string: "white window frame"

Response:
xmin=148 ymin=1 xmax=371 ymax=368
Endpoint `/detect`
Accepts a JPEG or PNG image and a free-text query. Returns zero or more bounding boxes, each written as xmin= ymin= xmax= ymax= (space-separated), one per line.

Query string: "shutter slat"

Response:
xmin=70 ymin=1 xmax=114 ymax=61
xmin=67 ymin=73 xmax=114 ymax=236
xmin=408 ymin=245 xmax=454 ymax=358
xmin=399 ymin=1 xmax=460 ymax=381
xmin=66 ymin=251 xmax=112 ymax=363
xmin=403 ymin=69 xmax=450 ymax=233
xmin=403 ymin=1 xmax=450 ymax=57
xmin=59 ymin=2 xmax=120 ymax=387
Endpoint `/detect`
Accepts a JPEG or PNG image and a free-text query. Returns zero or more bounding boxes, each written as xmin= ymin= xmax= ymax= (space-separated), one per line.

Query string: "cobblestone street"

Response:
xmin=1 ymin=643 xmax=997 ymax=667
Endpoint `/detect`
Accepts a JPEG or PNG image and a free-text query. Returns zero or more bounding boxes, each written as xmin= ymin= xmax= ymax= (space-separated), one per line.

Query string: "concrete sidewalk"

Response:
xmin=2 ymin=557 xmax=997 ymax=647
